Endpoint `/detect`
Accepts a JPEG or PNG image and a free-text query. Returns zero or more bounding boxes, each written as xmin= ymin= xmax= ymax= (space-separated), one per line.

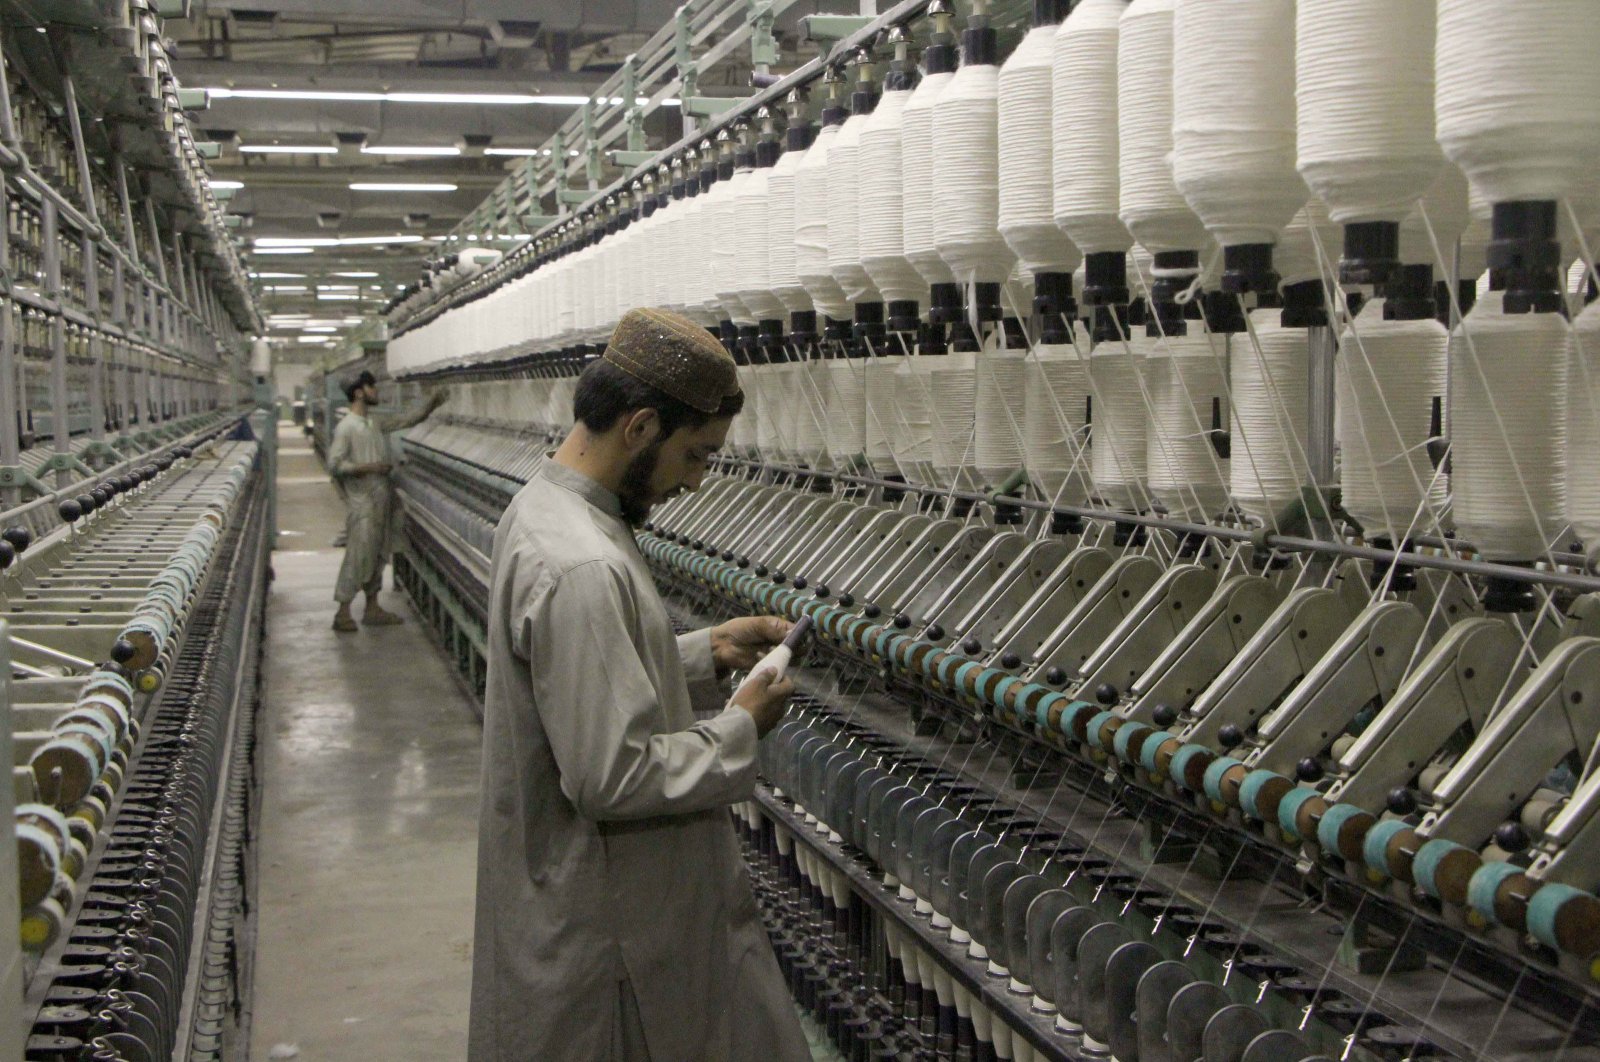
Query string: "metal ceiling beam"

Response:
xmin=171 ymin=59 xmax=614 ymax=93
xmin=188 ymin=0 xmax=686 ymax=34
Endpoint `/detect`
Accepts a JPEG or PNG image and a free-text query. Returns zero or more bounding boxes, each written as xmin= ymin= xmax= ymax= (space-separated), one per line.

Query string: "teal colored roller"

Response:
xmin=1086 ymin=710 xmax=1120 ymax=751
xmin=1237 ymin=769 xmax=1286 ymax=822
xmin=1466 ymin=860 xmax=1524 ymax=925
xmin=1030 ymin=690 xmax=1069 ymax=730
xmin=1168 ymin=744 xmax=1211 ymax=792
xmin=1058 ymin=700 xmax=1099 ymax=741
xmin=952 ymin=661 xmax=982 ymax=693
xmin=1113 ymin=721 xmax=1153 ymax=764
xmin=1527 ymin=881 xmax=1589 ymax=950
xmin=1412 ymin=838 xmax=1471 ymax=900
xmin=1315 ymin=801 xmax=1369 ymax=856
xmin=1202 ymin=756 xmax=1244 ymax=804
xmin=991 ymin=676 xmax=1021 ymax=716
xmin=1276 ymin=786 xmax=1322 ymax=840
xmin=1139 ymin=731 xmax=1174 ymax=773
xmin=1362 ymin=818 xmax=1411 ymax=878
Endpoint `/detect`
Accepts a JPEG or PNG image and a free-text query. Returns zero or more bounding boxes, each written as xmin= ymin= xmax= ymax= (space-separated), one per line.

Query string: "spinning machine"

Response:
xmin=388 ymin=1 xmax=1600 ymax=1059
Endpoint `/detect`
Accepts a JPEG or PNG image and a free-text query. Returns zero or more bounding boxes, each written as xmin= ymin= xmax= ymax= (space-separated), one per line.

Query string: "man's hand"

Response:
xmin=731 ymin=668 xmax=794 ymax=737
xmin=710 ymin=615 xmax=792 ymax=675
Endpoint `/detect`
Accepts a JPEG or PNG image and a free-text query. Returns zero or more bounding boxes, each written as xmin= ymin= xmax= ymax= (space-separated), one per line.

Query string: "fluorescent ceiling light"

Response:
xmin=361 ymin=145 xmax=460 ymax=157
xmin=209 ymin=88 xmax=385 ymax=102
xmin=252 ymin=247 xmax=316 ymax=255
xmin=334 ymin=271 xmax=378 ymax=278
xmin=253 ymin=234 xmax=426 ymax=248
xmin=318 ymin=293 xmax=362 ymax=300
xmin=208 ymin=180 xmax=244 ymax=190
xmin=387 ymin=92 xmax=539 ymax=105
xmin=297 ymin=336 xmax=334 ymax=343
xmin=200 ymin=87 xmax=678 ymax=108
xmin=303 ymin=326 xmax=338 ymax=333
xmin=239 ymin=144 xmax=338 ymax=154
xmin=348 ymin=182 xmax=458 ymax=192
xmin=318 ymin=284 xmax=358 ymax=291
xmin=263 ymin=284 xmax=308 ymax=291
xmin=251 ymin=272 xmax=304 ymax=279
xmin=484 ymin=147 xmax=539 ymax=156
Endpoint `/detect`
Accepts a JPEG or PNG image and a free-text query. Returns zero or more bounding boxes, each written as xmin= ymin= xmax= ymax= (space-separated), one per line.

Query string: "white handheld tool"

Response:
xmin=732 ymin=617 xmax=814 ymax=700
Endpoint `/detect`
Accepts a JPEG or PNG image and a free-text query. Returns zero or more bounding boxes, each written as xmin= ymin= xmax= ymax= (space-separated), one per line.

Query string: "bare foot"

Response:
xmin=362 ymin=607 xmax=404 ymax=626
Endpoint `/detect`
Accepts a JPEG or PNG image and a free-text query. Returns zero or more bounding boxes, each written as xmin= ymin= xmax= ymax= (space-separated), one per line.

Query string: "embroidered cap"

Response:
xmin=602 ymin=306 xmax=741 ymax=414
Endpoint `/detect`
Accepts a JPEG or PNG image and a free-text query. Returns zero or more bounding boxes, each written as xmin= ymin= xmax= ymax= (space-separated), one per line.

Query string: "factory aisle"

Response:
xmin=249 ymin=429 xmax=482 ymax=1060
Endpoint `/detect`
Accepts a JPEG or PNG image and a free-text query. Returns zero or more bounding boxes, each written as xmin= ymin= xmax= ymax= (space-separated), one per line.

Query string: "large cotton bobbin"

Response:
xmin=1144 ymin=332 xmax=1230 ymax=521
xmin=892 ymin=355 xmax=940 ymax=486
xmin=736 ymin=140 xmax=786 ymax=324
xmin=711 ymin=157 xmax=757 ymax=325
xmin=928 ymin=350 xmax=980 ymax=487
xmin=863 ymin=353 xmax=906 ymax=476
xmin=1117 ymin=0 xmax=1208 ymax=257
xmin=829 ymin=93 xmax=883 ymax=307
xmin=999 ymin=16 xmax=1079 ymax=278
xmin=1337 ymin=300 xmax=1448 ymax=542
xmin=1025 ymin=338 xmax=1094 ymax=505
xmin=1449 ymin=291 xmax=1568 ymax=562
xmin=823 ymin=355 xmax=869 ymax=467
xmin=860 ymin=79 xmax=926 ymax=310
xmin=974 ymin=340 xmax=1029 ymax=489
xmin=1051 ymin=0 xmax=1132 ymax=260
xmin=1172 ymin=0 xmax=1307 ymax=286
xmin=790 ymin=358 xmax=831 ymax=467
xmin=795 ymin=119 xmax=853 ymax=322
xmin=1231 ymin=309 xmax=1311 ymax=522
xmin=1089 ymin=341 xmax=1148 ymax=510
xmin=902 ymin=62 xmax=958 ymax=290
xmin=1569 ymin=301 xmax=1600 ymax=559
xmin=768 ymin=125 xmax=814 ymax=317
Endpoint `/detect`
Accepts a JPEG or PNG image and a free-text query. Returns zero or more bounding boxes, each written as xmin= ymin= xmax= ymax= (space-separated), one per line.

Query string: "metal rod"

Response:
xmin=55 ymin=57 xmax=101 ymax=227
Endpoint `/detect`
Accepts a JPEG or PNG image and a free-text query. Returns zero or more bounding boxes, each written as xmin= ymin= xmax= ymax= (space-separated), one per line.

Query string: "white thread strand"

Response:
xmin=1399 ymin=164 xmax=1471 ymax=268
xmin=1000 ymin=25 xmax=1081 ymax=274
xmin=1275 ymin=199 xmax=1340 ymax=290
xmin=1089 ymin=341 xmax=1148 ymax=509
xmin=1337 ymin=300 xmax=1448 ymax=541
xmin=1295 ymin=0 xmax=1442 ymax=224
xmin=792 ymin=358 xmax=830 ymax=466
xmin=795 ymin=124 xmax=853 ymax=321
xmin=829 ymin=112 xmax=882 ymax=305
xmin=1117 ymin=0 xmax=1208 ymax=255
xmin=1144 ymin=332 xmax=1229 ymax=521
xmin=1025 ymin=341 xmax=1094 ymax=505
xmin=1449 ymin=291 xmax=1568 ymax=561
xmin=1231 ymin=309 xmax=1310 ymax=521
xmin=903 ymin=70 xmax=957 ymax=286
xmin=860 ymin=87 xmax=927 ymax=304
xmin=1172 ymin=0 xmax=1307 ymax=247
xmin=824 ymin=356 xmax=868 ymax=467
xmin=933 ymin=62 xmax=1016 ymax=284
xmin=1436 ymin=0 xmax=1600 ymax=208
xmin=1569 ymin=301 xmax=1600 ymax=558
xmin=768 ymin=145 xmax=812 ymax=315
xmin=1051 ymin=0 xmax=1132 ymax=255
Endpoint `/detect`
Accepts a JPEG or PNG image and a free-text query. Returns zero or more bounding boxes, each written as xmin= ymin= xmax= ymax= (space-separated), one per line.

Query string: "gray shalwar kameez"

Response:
xmin=469 ymin=459 xmax=808 ymax=1062
xmin=326 ymin=402 xmax=433 ymax=603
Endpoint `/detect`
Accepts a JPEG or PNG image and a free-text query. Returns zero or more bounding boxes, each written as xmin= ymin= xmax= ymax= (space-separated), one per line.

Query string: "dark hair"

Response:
xmin=572 ymin=358 xmax=743 ymax=437
xmin=343 ymin=370 xmax=377 ymax=403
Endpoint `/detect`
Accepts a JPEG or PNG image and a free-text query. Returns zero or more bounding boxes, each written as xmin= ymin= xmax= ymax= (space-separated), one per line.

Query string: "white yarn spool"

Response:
xmin=1118 ymin=0 xmax=1208 ymax=256
xmin=1231 ymin=308 xmax=1310 ymax=521
xmin=891 ymin=355 xmax=939 ymax=485
xmin=1295 ymin=0 xmax=1442 ymax=224
xmin=1144 ymin=333 xmax=1229 ymax=520
xmin=1025 ymin=339 xmax=1093 ymax=505
xmin=864 ymin=354 xmax=905 ymax=475
xmin=732 ymin=365 xmax=759 ymax=453
xmin=1089 ymin=341 xmax=1148 ymax=509
xmin=1274 ymin=199 xmax=1340 ymax=290
xmin=928 ymin=350 xmax=978 ymax=488
xmin=736 ymin=163 xmax=786 ymax=321
xmin=1171 ymin=0 xmax=1307 ymax=247
xmin=1436 ymin=0 xmax=1600 ymax=209
xmin=767 ymin=143 xmax=813 ymax=315
xmin=933 ymin=61 xmax=1015 ymax=284
xmin=902 ymin=70 xmax=958 ymax=287
xmin=793 ymin=358 xmax=832 ymax=466
xmin=860 ymin=87 xmax=927 ymax=305
xmin=974 ymin=342 xmax=1029 ymax=488
xmin=1570 ymin=301 xmax=1600 ymax=558
xmin=795 ymin=123 xmax=853 ymax=321
xmin=1051 ymin=0 xmax=1132 ymax=255
xmin=713 ymin=166 xmax=757 ymax=324
xmin=824 ymin=356 xmax=868 ymax=467
xmin=754 ymin=363 xmax=787 ymax=458
xmin=829 ymin=112 xmax=881 ymax=305
xmin=1449 ymin=291 xmax=1568 ymax=561
xmin=999 ymin=25 xmax=1081 ymax=274
xmin=1336 ymin=300 xmax=1448 ymax=541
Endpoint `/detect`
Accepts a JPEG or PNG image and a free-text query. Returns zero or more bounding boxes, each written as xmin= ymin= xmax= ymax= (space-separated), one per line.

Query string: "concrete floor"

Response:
xmin=250 ymin=435 xmax=482 ymax=1060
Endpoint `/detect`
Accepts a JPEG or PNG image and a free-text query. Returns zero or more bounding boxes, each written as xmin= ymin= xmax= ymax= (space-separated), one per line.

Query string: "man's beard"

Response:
xmin=618 ymin=440 xmax=662 ymax=528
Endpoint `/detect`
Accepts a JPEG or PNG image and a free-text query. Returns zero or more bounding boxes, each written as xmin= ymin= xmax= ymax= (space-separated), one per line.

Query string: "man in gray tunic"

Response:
xmin=327 ymin=371 xmax=446 ymax=631
xmin=469 ymin=307 xmax=810 ymax=1061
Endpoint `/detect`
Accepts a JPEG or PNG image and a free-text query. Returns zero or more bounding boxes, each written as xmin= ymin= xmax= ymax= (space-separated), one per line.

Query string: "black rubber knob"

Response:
xmin=90 ymin=488 xmax=108 ymax=508
xmin=862 ymin=604 xmax=880 ymax=619
xmin=737 ymin=557 xmax=750 ymax=569
xmin=1095 ymin=683 xmax=1119 ymax=706
xmin=814 ymin=586 xmax=829 ymax=599
xmin=772 ymin=573 xmax=787 ymax=585
xmin=1296 ymin=757 xmax=1324 ymax=783
xmin=690 ymin=540 xmax=703 ymax=551
xmin=1045 ymin=667 xmax=1068 ymax=687
xmin=1386 ymin=787 xmax=1417 ymax=816
xmin=59 ymin=499 xmax=81 ymax=523
xmin=4 ymin=527 xmax=31 ymax=553
xmin=119 ymin=475 xmax=134 ymax=492
xmin=78 ymin=493 xmax=97 ymax=514
xmin=110 ymin=639 xmax=136 ymax=664
xmin=961 ymin=637 xmax=982 ymax=656
xmin=643 ymin=522 xmax=655 ymax=532
xmin=838 ymin=593 xmax=854 ymax=608
xmin=0 ymin=540 xmax=15 ymax=568
xmin=1152 ymin=704 xmax=1179 ymax=728
xmin=1000 ymin=652 xmax=1022 ymax=670
xmin=156 ymin=456 xmax=172 ymax=471
xmin=892 ymin=614 xmax=910 ymax=630
xmin=721 ymin=551 xmax=734 ymax=562
xmin=755 ymin=565 xmax=768 ymax=578
xmin=1494 ymin=822 xmax=1530 ymax=854
xmin=1217 ymin=724 xmax=1244 ymax=750
xmin=925 ymin=624 xmax=944 ymax=642
xmin=792 ymin=576 xmax=807 ymax=590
